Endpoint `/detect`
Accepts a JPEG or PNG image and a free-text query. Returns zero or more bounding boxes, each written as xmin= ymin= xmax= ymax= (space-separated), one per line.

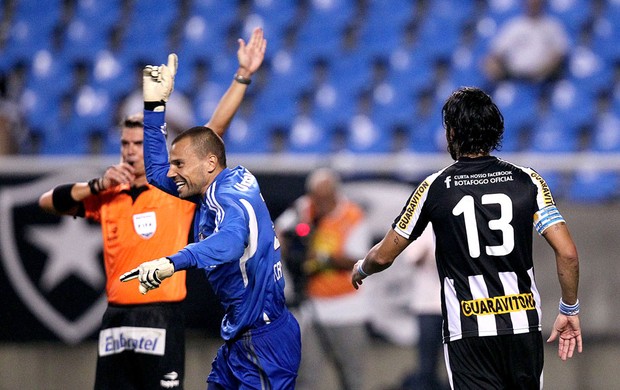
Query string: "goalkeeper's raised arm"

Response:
xmin=142 ymin=27 xmax=267 ymax=197
xmin=207 ymin=27 xmax=267 ymax=135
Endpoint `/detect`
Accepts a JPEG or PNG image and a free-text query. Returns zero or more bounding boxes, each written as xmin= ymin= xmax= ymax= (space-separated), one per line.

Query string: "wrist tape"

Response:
xmin=144 ymin=101 xmax=166 ymax=111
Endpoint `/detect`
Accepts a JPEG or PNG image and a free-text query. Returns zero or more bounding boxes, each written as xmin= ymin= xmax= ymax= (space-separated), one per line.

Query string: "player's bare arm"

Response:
xmin=543 ymin=222 xmax=582 ymax=360
xmin=352 ymin=229 xmax=410 ymax=289
xmin=206 ymin=27 xmax=267 ymax=135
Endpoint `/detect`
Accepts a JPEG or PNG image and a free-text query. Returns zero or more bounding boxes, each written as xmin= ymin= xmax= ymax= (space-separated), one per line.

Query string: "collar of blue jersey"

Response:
xmin=200 ymin=167 xmax=231 ymax=206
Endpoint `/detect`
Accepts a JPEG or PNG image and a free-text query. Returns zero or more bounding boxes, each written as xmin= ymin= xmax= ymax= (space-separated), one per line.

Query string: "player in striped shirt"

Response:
xmin=352 ymin=87 xmax=581 ymax=389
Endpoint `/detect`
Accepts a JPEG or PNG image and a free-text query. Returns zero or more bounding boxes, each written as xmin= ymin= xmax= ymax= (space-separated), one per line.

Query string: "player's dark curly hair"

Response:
xmin=442 ymin=87 xmax=504 ymax=160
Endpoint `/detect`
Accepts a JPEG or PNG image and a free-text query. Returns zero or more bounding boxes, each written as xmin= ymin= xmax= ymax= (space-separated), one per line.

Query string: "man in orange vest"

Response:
xmin=276 ymin=167 xmax=371 ymax=390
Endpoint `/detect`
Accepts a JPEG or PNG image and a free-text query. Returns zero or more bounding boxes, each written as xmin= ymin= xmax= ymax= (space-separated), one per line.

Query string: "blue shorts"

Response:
xmin=207 ymin=310 xmax=301 ymax=389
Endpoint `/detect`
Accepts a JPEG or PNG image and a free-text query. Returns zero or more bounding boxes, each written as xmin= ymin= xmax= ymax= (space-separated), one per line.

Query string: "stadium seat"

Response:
xmin=591 ymin=111 xmax=620 ymax=152
xmin=548 ymin=79 xmax=596 ymax=130
xmin=344 ymin=113 xmax=394 ymax=154
xmin=286 ymin=115 xmax=334 ymax=154
xmin=568 ymin=170 xmax=618 ymax=202
xmin=491 ymin=81 xmax=541 ymax=151
xmin=528 ymin=112 xmax=580 ymax=153
xmin=223 ymin=116 xmax=272 ymax=154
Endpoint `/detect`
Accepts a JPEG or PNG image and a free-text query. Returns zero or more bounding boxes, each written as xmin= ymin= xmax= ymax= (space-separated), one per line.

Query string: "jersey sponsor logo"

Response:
xmin=397 ymin=181 xmax=430 ymax=230
xmin=99 ymin=326 xmax=166 ymax=356
xmin=529 ymin=172 xmax=554 ymax=206
xmin=133 ymin=211 xmax=157 ymax=239
xmin=461 ymin=292 xmax=535 ymax=316
xmin=160 ymin=371 xmax=180 ymax=388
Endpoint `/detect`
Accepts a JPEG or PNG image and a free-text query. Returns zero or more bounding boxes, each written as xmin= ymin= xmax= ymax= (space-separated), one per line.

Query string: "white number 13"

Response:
xmin=452 ymin=193 xmax=514 ymax=258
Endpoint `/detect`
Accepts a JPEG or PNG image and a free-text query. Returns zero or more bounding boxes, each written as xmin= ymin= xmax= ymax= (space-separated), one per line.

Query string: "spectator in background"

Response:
xmin=275 ymin=167 xmax=371 ymax=390
xmin=0 ymin=63 xmax=27 ymax=154
xmin=400 ymin=224 xmax=448 ymax=390
xmin=38 ymin=28 xmax=266 ymax=389
xmin=484 ymin=0 xmax=569 ymax=84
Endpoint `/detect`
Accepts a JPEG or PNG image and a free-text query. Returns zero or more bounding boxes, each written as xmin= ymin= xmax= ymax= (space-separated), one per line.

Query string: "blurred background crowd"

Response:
xmin=0 ymin=0 xmax=619 ymax=202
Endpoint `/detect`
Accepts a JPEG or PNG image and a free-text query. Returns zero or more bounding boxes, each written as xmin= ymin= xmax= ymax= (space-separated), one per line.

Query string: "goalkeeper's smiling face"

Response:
xmin=167 ymin=136 xmax=214 ymax=198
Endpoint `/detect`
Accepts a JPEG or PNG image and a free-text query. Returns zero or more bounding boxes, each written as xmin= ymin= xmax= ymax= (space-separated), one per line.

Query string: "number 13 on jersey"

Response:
xmin=452 ymin=193 xmax=515 ymax=258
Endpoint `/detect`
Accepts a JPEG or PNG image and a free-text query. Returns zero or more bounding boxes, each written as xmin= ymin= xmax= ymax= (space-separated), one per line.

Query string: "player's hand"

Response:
xmin=547 ymin=313 xmax=583 ymax=360
xmin=120 ymin=257 xmax=175 ymax=295
xmin=351 ymin=259 xmax=367 ymax=290
xmin=143 ymin=53 xmax=178 ymax=104
xmin=236 ymin=27 xmax=267 ymax=78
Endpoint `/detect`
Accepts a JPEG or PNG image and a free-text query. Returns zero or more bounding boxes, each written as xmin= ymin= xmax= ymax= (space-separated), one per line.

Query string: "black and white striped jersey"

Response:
xmin=393 ymin=156 xmax=564 ymax=343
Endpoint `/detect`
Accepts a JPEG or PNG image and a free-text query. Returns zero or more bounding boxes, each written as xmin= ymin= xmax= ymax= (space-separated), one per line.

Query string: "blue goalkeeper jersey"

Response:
xmin=143 ymin=110 xmax=288 ymax=341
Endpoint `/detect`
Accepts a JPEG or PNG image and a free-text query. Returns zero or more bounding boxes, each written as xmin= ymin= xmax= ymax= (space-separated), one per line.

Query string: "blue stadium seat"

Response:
xmin=491 ymin=81 xmax=541 ymax=151
xmin=590 ymin=111 xmax=620 ymax=152
xmin=344 ymin=114 xmax=394 ymax=154
xmin=189 ymin=0 xmax=238 ymax=29
xmin=548 ymin=79 xmax=596 ymax=130
xmin=74 ymin=0 xmax=121 ymax=24
xmin=528 ymin=108 xmax=580 ymax=153
xmin=568 ymin=170 xmax=618 ymax=203
xmin=286 ymin=115 xmax=334 ymax=154
xmin=2 ymin=18 xmax=53 ymax=66
xmin=223 ymin=116 xmax=272 ymax=154
xmin=71 ymin=85 xmax=116 ymax=136
xmin=548 ymin=0 xmax=592 ymax=39
xmin=406 ymin=111 xmax=444 ymax=154
xmin=35 ymin=111 xmax=91 ymax=155
xmin=91 ymin=50 xmax=134 ymax=100
xmin=62 ymin=19 xmax=109 ymax=63
xmin=485 ymin=0 xmax=521 ymax=25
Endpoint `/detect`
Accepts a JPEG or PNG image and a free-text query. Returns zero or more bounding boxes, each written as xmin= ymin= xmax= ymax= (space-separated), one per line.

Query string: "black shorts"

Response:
xmin=95 ymin=302 xmax=185 ymax=390
xmin=445 ymin=331 xmax=543 ymax=390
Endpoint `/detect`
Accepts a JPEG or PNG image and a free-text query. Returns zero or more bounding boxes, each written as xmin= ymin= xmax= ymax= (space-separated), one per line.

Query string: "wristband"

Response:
xmin=52 ymin=184 xmax=80 ymax=212
xmin=559 ymin=298 xmax=580 ymax=316
xmin=144 ymin=101 xmax=165 ymax=111
xmin=233 ymin=73 xmax=251 ymax=85
xmin=88 ymin=177 xmax=104 ymax=195
xmin=357 ymin=261 xmax=369 ymax=278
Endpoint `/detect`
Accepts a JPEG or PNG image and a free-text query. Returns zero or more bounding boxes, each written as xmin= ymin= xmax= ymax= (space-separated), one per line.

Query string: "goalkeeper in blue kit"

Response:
xmin=121 ymin=49 xmax=301 ymax=389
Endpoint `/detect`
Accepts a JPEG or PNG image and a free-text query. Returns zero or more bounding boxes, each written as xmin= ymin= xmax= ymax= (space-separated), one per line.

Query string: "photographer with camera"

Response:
xmin=275 ymin=167 xmax=372 ymax=390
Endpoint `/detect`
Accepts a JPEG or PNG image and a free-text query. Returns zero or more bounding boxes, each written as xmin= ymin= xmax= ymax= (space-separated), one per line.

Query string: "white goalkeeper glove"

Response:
xmin=143 ymin=53 xmax=178 ymax=111
xmin=120 ymin=257 xmax=175 ymax=295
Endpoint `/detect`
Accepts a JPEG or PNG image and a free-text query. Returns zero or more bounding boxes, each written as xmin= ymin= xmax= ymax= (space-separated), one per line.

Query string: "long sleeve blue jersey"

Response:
xmin=143 ymin=110 xmax=287 ymax=341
